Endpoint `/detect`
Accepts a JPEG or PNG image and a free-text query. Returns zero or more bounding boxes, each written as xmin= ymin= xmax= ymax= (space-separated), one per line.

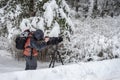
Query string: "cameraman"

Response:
xmin=23 ymin=29 xmax=48 ymax=70
xmin=23 ymin=29 xmax=62 ymax=70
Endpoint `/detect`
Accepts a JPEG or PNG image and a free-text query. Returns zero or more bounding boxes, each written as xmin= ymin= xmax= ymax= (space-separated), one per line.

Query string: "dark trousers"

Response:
xmin=25 ymin=56 xmax=37 ymax=70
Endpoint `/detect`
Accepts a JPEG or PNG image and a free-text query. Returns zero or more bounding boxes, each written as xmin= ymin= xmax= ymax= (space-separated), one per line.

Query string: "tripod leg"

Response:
xmin=52 ymin=59 xmax=55 ymax=68
xmin=57 ymin=51 xmax=64 ymax=65
xmin=49 ymin=58 xmax=53 ymax=68
xmin=49 ymin=54 xmax=54 ymax=68
xmin=52 ymin=53 xmax=57 ymax=68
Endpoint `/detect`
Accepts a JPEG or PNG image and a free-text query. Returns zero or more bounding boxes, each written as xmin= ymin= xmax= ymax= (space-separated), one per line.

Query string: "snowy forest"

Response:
xmin=0 ymin=0 xmax=120 ymax=80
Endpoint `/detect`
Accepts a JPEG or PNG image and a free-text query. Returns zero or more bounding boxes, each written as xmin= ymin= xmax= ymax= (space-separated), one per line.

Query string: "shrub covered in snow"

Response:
xmin=63 ymin=16 xmax=120 ymax=62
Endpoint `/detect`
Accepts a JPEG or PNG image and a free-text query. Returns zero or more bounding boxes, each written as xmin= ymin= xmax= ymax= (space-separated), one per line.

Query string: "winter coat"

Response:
xmin=23 ymin=33 xmax=47 ymax=57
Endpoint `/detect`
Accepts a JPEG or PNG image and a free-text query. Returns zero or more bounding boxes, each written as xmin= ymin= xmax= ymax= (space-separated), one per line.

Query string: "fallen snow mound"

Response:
xmin=0 ymin=59 xmax=120 ymax=80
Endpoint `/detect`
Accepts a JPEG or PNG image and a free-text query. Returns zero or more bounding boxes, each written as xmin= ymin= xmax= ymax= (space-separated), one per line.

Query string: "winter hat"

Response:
xmin=33 ymin=29 xmax=44 ymax=40
xmin=21 ymin=29 xmax=30 ymax=37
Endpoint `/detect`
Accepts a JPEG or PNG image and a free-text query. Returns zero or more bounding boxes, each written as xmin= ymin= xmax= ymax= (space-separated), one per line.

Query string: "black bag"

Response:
xmin=15 ymin=36 xmax=27 ymax=50
xmin=15 ymin=30 xmax=30 ymax=50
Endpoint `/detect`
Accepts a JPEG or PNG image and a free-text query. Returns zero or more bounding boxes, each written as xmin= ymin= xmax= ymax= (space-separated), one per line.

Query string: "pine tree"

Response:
xmin=0 ymin=0 xmax=73 ymax=60
xmin=0 ymin=0 xmax=73 ymax=37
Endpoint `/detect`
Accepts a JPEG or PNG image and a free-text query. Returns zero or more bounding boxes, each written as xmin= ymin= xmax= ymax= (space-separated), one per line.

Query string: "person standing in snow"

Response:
xmin=23 ymin=29 xmax=49 ymax=70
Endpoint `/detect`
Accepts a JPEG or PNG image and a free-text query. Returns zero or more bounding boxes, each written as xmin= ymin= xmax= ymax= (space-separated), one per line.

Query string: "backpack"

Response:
xmin=15 ymin=30 xmax=30 ymax=50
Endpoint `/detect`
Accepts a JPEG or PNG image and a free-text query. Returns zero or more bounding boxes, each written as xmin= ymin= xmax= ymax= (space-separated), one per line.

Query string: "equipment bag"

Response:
xmin=15 ymin=30 xmax=30 ymax=50
xmin=15 ymin=36 xmax=27 ymax=50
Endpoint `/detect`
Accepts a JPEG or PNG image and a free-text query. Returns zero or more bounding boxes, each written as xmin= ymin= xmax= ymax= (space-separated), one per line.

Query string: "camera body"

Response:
xmin=46 ymin=37 xmax=63 ymax=45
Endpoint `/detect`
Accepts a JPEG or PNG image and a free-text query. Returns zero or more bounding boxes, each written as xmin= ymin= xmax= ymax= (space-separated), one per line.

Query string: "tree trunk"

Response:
xmin=75 ymin=0 xmax=80 ymax=12
xmin=29 ymin=0 xmax=35 ymax=16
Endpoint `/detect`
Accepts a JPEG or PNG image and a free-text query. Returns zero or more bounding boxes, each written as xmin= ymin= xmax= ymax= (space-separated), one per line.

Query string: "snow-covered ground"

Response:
xmin=0 ymin=50 xmax=52 ymax=73
xmin=0 ymin=50 xmax=120 ymax=80
xmin=0 ymin=50 xmax=62 ymax=73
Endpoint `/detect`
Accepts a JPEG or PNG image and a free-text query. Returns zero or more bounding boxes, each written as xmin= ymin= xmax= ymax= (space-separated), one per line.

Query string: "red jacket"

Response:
xmin=23 ymin=37 xmax=38 ymax=56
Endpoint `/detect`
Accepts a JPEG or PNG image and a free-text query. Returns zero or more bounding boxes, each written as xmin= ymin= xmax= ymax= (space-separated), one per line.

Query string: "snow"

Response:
xmin=49 ymin=21 xmax=60 ymax=37
xmin=88 ymin=0 xmax=94 ymax=16
xmin=39 ymin=0 xmax=42 ymax=2
xmin=20 ymin=19 xmax=31 ymax=32
xmin=64 ymin=16 xmax=120 ymax=62
xmin=0 ymin=50 xmax=120 ymax=80
xmin=43 ymin=3 xmax=54 ymax=27
xmin=60 ymin=0 xmax=70 ymax=13
xmin=0 ymin=0 xmax=74 ymax=42
xmin=0 ymin=9 xmax=4 ymax=14
xmin=0 ymin=50 xmax=51 ymax=73
xmin=36 ymin=17 xmax=45 ymax=31
xmin=0 ymin=50 xmax=12 ymax=58
xmin=43 ymin=0 xmax=58 ymax=27
xmin=0 ymin=0 xmax=120 ymax=80
xmin=0 ymin=37 xmax=9 ymax=50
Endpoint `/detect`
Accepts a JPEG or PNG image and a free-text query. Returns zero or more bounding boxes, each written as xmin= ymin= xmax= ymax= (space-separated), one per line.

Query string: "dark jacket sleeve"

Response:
xmin=30 ymin=38 xmax=47 ymax=51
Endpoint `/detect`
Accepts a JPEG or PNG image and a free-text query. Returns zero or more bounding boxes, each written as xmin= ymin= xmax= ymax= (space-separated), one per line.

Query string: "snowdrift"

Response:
xmin=0 ymin=59 xmax=120 ymax=80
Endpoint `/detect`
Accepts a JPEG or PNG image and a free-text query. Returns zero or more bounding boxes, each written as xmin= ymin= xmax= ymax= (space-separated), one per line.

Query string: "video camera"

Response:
xmin=46 ymin=36 xmax=63 ymax=45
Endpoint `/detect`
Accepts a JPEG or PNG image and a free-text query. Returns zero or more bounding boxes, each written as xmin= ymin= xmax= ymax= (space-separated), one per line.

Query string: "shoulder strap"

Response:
xmin=29 ymin=37 xmax=33 ymax=59
xmin=30 ymin=48 xmax=33 ymax=60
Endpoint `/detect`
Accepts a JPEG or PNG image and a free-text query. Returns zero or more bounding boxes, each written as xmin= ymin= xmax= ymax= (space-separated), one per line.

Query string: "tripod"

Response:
xmin=49 ymin=45 xmax=64 ymax=68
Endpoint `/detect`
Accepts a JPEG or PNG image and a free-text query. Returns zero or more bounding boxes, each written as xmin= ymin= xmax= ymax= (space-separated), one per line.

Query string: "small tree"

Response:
xmin=0 ymin=0 xmax=73 ymax=60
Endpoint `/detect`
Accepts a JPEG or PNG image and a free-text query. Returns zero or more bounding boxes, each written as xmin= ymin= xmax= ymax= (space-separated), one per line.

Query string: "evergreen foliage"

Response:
xmin=0 ymin=0 xmax=73 ymax=60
